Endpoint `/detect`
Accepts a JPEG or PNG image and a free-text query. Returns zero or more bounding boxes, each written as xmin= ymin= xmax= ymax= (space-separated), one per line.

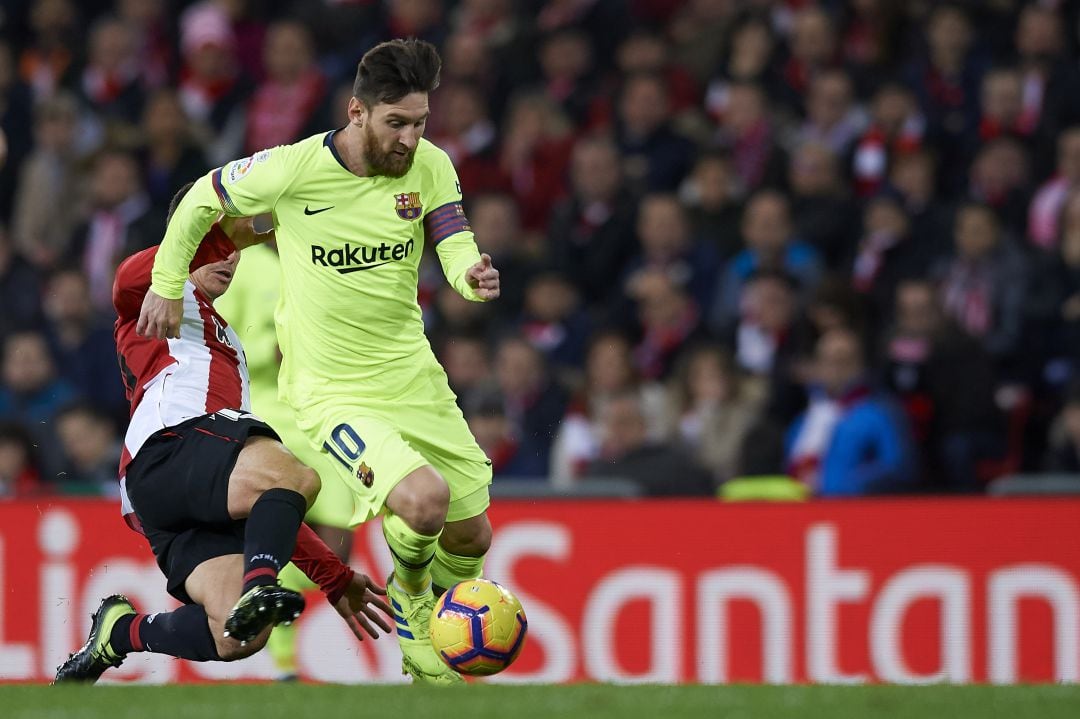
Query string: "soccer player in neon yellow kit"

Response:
xmin=137 ymin=39 xmax=500 ymax=685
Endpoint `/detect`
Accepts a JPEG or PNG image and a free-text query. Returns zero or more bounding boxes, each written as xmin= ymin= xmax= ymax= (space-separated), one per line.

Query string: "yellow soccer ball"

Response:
xmin=429 ymin=579 xmax=528 ymax=676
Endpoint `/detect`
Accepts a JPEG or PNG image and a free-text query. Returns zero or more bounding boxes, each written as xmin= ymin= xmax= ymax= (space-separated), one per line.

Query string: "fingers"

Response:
xmin=367 ymin=594 xmax=395 ymax=622
xmin=354 ymin=613 xmax=379 ymax=640
xmin=475 ymin=287 xmax=500 ymax=301
xmin=346 ymin=615 xmax=367 ymax=643
xmin=480 ymin=253 xmax=492 ymax=268
xmin=365 ymin=599 xmax=394 ymax=633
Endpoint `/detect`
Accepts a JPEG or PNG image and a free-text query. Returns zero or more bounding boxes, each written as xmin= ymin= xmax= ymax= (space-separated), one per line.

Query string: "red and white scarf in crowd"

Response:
xmin=788 ymin=385 xmax=870 ymax=491
xmin=246 ymin=69 xmax=326 ymax=153
xmin=941 ymin=261 xmax=993 ymax=338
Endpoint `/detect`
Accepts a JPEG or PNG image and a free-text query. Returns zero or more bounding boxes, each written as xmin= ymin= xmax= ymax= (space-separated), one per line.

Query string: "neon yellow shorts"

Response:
xmin=295 ymin=390 xmax=492 ymax=526
xmin=274 ymin=417 xmax=356 ymax=529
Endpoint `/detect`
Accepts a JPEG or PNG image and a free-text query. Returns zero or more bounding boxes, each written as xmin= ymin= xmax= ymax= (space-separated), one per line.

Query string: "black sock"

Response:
xmin=110 ymin=606 xmax=222 ymax=661
xmin=242 ymin=488 xmax=306 ymax=593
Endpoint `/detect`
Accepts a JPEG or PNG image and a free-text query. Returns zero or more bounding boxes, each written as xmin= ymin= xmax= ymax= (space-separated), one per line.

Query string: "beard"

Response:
xmin=363 ymin=123 xmax=416 ymax=178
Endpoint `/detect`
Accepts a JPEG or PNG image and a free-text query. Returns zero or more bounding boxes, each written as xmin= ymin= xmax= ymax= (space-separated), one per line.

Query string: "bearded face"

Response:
xmin=362 ymin=120 xmax=416 ymax=178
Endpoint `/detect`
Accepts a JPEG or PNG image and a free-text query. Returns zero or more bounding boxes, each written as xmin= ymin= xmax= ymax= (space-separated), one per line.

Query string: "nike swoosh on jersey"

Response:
xmin=304 ymin=205 xmax=334 ymax=215
xmin=337 ymin=261 xmax=391 ymax=274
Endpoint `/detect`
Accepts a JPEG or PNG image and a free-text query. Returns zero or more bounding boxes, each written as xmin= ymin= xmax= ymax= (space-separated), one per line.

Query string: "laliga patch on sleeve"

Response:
xmin=226 ymin=150 xmax=271 ymax=184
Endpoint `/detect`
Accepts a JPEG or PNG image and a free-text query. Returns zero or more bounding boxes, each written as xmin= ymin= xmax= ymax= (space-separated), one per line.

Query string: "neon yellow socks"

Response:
xmin=382 ymin=511 xmax=440 ymax=595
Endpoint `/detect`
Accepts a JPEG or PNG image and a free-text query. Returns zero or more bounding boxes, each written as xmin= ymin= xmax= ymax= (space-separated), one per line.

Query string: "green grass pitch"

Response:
xmin=5 ymin=684 xmax=1080 ymax=719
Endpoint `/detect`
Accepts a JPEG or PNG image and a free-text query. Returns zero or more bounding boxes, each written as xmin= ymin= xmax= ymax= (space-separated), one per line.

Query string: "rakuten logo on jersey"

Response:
xmin=310 ymin=239 xmax=415 ymax=274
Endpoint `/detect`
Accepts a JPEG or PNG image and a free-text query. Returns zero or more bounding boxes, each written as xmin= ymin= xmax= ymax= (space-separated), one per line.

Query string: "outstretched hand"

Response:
xmin=332 ymin=572 xmax=395 ymax=642
xmin=466 ymin=253 xmax=500 ymax=300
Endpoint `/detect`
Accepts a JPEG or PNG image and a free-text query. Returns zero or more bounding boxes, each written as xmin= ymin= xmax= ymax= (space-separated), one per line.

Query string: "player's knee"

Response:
xmin=443 ymin=515 xmax=492 ymax=557
xmin=292 ymin=464 xmax=321 ymax=506
xmin=391 ymin=469 xmax=449 ymax=535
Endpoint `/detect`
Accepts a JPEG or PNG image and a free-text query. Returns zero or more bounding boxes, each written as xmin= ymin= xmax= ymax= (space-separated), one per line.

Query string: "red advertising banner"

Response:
xmin=0 ymin=498 xmax=1077 ymax=684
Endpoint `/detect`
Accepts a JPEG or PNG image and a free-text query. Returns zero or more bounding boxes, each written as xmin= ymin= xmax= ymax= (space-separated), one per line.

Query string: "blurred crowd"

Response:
xmin=3 ymin=0 xmax=1080 ymax=500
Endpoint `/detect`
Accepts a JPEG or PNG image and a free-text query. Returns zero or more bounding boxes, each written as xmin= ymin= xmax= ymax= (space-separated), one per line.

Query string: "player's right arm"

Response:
xmin=138 ymin=147 xmax=294 ymax=339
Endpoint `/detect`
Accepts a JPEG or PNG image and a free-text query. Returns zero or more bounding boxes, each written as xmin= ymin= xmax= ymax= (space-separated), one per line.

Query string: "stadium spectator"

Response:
xmin=494 ymin=335 xmax=567 ymax=475
xmin=888 ymin=149 xmax=950 ymax=247
xmin=935 ymin=203 xmax=1028 ymax=366
xmin=666 ymin=0 xmax=731 ymax=85
xmin=54 ymin=402 xmax=121 ymax=495
xmin=11 ymin=92 xmax=84 ymax=270
xmin=243 ymin=20 xmax=327 ymax=156
xmin=713 ymin=81 xmax=783 ymax=191
xmin=850 ymin=192 xmax=935 ymax=323
xmin=1027 ymin=189 xmax=1080 ymax=385
xmin=882 ymin=279 xmax=1003 ymax=492
xmin=429 ymin=83 xmax=501 ymax=196
xmin=780 ymin=6 xmax=840 ymax=109
xmin=496 ymin=93 xmax=574 ymax=233
xmin=69 ymin=149 xmax=161 ymax=314
xmin=680 ymin=151 xmax=742 ymax=262
xmin=535 ymin=28 xmax=597 ymax=127
xmin=519 ymin=271 xmax=591 ymax=378
xmin=788 ymin=141 xmax=857 ymax=267
xmin=77 ymin=16 xmax=146 ymax=134
xmin=1028 ymin=127 xmax=1080 ymax=251
xmin=852 ymin=82 xmax=924 ymax=198
xmin=439 ymin=331 xmax=492 ymax=401
xmin=905 ymin=4 xmax=983 ymax=190
xmin=967 ymin=137 xmax=1031 ymax=236
xmin=796 ymin=68 xmax=865 ymax=157
xmin=0 ymin=38 xmax=36 ymax=221
xmin=614 ymin=72 xmax=696 ymax=194
xmin=704 ymin=13 xmax=779 ymax=121
xmin=177 ymin=1 xmax=248 ymax=166
xmin=116 ymin=0 xmax=173 ymax=91
xmin=138 ymin=89 xmax=209 ymax=219
xmin=547 ymin=135 xmax=638 ymax=304
xmin=623 ymin=193 xmax=721 ymax=311
xmin=977 ymin=66 xmax=1035 ymax=146
xmin=612 ymin=30 xmax=699 ymax=116
xmin=0 ymin=330 xmax=78 ymax=480
xmin=710 ymin=189 xmax=823 ymax=330
xmin=631 ymin=268 xmax=708 ymax=381
xmin=0 ymin=421 xmax=43 ymax=499
xmin=463 ymin=386 xmax=547 ymax=479
xmin=0 ymin=226 xmax=45 ymax=345
xmin=1044 ymin=381 xmax=1080 ymax=473
xmin=18 ymin=0 xmax=80 ymax=100
xmin=42 ymin=267 xmax=127 ymax=422
xmin=467 ymin=193 xmax=534 ymax=317
xmin=732 ymin=270 xmax=813 ymax=426
xmin=787 ymin=327 xmax=915 ymax=496
xmin=585 ymin=390 xmax=713 ymax=496
xmin=664 ymin=343 xmax=765 ymax=484
xmin=1013 ymin=3 xmax=1080 ymax=179
xmin=550 ymin=329 xmax=666 ymax=487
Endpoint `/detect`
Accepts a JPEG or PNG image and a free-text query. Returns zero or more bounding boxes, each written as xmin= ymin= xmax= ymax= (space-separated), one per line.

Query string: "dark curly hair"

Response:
xmin=353 ymin=38 xmax=441 ymax=108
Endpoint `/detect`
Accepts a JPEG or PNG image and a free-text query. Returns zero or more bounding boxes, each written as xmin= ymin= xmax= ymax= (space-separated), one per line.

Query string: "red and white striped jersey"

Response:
xmin=113 ymin=226 xmax=250 ymax=523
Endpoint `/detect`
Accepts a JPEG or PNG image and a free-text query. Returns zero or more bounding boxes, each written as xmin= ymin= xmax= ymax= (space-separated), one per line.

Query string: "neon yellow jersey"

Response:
xmin=151 ymin=132 xmax=483 ymax=408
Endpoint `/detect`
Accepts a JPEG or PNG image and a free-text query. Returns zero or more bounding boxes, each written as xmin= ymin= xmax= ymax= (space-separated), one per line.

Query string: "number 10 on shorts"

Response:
xmin=323 ymin=423 xmax=365 ymax=471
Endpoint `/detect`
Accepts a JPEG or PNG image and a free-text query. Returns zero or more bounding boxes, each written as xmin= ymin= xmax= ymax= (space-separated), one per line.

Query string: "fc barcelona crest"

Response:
xmin=357 ymin=462 xmax=375 ymax=488
xmin=394 ymin=192 xmax=422 ymax=220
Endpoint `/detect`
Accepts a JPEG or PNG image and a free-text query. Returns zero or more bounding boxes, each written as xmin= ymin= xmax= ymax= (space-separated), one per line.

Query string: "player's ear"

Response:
xmin=348 ymin=97 xmax=366 ymax=126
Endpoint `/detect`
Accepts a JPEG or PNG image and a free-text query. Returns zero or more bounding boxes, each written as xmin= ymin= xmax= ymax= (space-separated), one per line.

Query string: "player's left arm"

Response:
xmin=427 ymin=152 xmax=500 ymax=302
xmin=291 ymin=523 xmax=394 ymax=641
xmin=140 ymin=148 xmax=293 ymax=339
